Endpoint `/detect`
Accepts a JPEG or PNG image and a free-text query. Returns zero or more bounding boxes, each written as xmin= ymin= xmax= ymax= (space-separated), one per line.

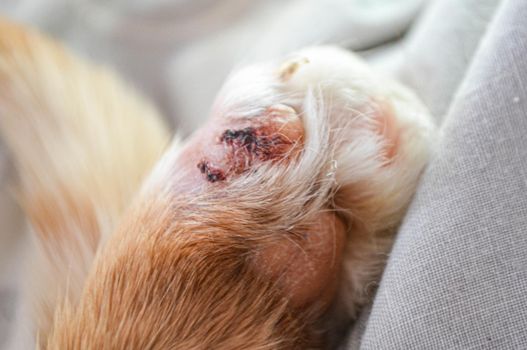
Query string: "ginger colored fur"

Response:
xmin=0 ymin=19 xmax=436 ymax=349
xmin=0 ymin=19 xmax=169 ymax=345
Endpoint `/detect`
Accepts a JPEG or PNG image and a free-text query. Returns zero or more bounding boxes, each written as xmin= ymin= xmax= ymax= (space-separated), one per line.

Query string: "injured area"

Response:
xmin=195 ymin=104 xmax=304 ymax=183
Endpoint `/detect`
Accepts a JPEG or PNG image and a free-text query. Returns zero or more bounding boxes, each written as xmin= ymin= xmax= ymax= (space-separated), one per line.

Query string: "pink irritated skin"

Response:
xmin=174 ymin=104 xmax=305 ymax=190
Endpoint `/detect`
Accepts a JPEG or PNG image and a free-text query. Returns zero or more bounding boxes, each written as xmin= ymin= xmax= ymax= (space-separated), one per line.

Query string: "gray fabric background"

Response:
xmin=2 ymin=0 xmax=527 ymax=348
xmin=350 ymin=0 xmax=527 ymax=348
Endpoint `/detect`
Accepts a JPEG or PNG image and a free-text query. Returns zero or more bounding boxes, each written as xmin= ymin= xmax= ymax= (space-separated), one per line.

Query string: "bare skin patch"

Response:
xmin=197 ymin=104 xmax=304 ymax=183
xmin=220 ymin=126 xmax=294 ymax=173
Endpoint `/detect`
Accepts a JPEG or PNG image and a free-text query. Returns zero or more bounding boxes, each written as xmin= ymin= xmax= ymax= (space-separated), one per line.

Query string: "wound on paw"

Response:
xmin=196 ymin=126 xmax=296 ymax=183
xmin=220 ymin=125 xmax=294 ymax=173
xmin=197 ymin=160 xmax=226 ymax=183
xmin=197 ymin=104 xmax=303 ymax=183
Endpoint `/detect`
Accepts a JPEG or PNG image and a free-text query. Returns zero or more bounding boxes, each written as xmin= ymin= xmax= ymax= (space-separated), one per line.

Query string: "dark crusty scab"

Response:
xmin=197 ymin=160 xmax=226 ymax=183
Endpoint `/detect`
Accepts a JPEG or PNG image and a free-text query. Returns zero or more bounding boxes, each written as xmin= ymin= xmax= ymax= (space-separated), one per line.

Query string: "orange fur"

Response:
xmin=47 ymin=195 xmax=321 ymax=349
xmin=0 ymin=18 xmax=169 ymax=345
